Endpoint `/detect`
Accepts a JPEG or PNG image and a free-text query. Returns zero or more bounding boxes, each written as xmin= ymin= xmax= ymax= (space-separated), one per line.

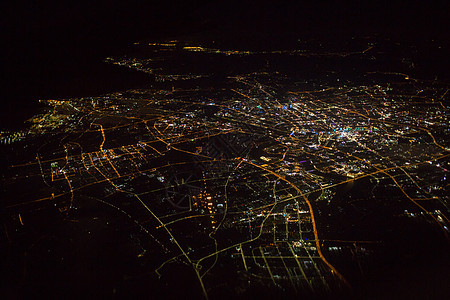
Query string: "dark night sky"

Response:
xmin=1 ymin=0 xmax=449 ymax=129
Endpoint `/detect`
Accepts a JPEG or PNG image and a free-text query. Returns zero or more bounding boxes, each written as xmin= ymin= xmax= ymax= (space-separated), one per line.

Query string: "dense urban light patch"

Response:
xmin=2 ymin=38 xmax=449 ymax=299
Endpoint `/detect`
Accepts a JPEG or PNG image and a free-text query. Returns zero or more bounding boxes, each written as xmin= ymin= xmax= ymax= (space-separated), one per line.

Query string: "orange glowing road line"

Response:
xmin=106 ymin=155 xmax=121 ymax=177
xmin=288 ymin=88 xmax=335 ymax=95
xmin=377 ymin=167 xmax=449 ymax=240
xmin=152 ymin=122 xmax=216 ymax=160
xmin=9 ymin=150 xmax=449 ymax=221
xmin=145 ymin=144 xmax=162 ymax=155
xmin=91 ymin=160 xmax=121 ymax=192
xmin=413 ymin=197 xmax=440 ymax=201
xmin=87 ymin=153 xmax=95 ymax=167
xmin=11 ymin=124 xmax=227 ymax=169
xmin=94 ymin=152 xmax=107 ymax=169
xmin=81 ymin=153 xmax=88 ymax=169
xmin=362 ymin=46 xmax=374 ymax=53
xmin=101 ymin=149 xmax=120 ymax=177
xmin=336 ymin=105 xmax=447 ymax=151
xmin=425 ymin=130 xmax=447 ymax=151
xmin=81 ymin=153 xmax=96 ymax=177
xmin=328 ymin=128 xmax=450 ymax=235
xmin=230 ymin=88 xmax=254 ymax=100
xmin=133 ymin=193 xmax=209 ymax=299
xmin=159 ymin=152 xmax=449 ymax=226
xmin=243 ymin=159 xmax=351 ymax=287
xmin=6 ymin=159 xmax=226 ymax=208
xmin=83 ymin=148 xmax=124 ymax=193
xmin=98 ymin=124 xmax=106 ymax=152
xmin=195 ymin=176 xmax=280 ymax=272
xmin=161 ymin=123 xmax=170 ymax=133
xmin=122 ymin=146 xmax=137 ymax=159
xmin=199 ymin=159 xmax=245 ymax=280
xmin=440 ymin=89 xmax=449 ymax=101
xmin=18 ymin=214 xmax=24 ymax=225
xmin=63 ymin=172 xmax=74 ymax=208
xmin=131 ymin=145 xmax=146 ymax=161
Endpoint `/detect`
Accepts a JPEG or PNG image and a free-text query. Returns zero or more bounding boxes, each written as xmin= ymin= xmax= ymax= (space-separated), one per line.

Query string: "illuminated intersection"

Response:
xmin=2 ymin=39 xmax=449 ymax=298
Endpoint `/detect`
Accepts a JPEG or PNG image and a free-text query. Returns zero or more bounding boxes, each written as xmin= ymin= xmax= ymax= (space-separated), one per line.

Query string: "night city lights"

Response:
xmin=1 ymin=1 xmax=449 ymax=299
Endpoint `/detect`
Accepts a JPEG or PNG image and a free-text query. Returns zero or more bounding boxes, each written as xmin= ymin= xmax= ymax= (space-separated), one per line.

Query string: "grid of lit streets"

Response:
xmin=2 ymin=40 xmax=449 ymax=298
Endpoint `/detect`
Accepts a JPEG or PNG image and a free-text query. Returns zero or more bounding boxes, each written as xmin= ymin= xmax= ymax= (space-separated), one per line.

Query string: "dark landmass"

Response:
xmin=1 ymin=1 xmax=450 ymax=299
